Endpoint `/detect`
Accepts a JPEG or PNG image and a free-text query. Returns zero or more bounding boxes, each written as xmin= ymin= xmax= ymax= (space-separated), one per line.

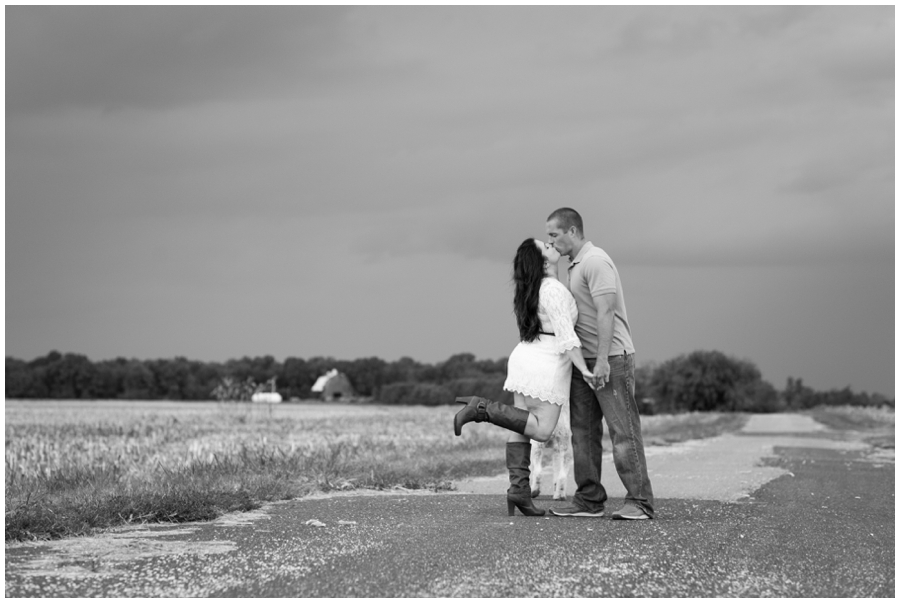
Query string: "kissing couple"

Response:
xmin=454 ymin=207 xmax=655 ymax=521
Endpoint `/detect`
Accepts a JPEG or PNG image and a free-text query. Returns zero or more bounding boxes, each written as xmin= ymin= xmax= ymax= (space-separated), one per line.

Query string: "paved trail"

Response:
xmin=5 ymin=413 xmax=894 ymax=597
xmin=456 ymin=413 xmax=847 ymax=501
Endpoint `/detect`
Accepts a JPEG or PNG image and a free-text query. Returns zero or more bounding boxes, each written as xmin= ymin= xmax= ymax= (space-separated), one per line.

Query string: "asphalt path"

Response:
xmin=5 ymin=413 xmax=894 ymax=597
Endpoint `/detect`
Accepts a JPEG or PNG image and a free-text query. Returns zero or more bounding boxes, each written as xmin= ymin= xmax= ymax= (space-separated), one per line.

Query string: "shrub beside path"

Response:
xmin=5 ymin=413 xmax=894 ymax=597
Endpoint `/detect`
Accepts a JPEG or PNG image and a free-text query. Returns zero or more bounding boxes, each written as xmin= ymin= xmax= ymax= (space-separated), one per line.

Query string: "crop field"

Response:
xmin=5 ymin=400 xmax=748 ymax=541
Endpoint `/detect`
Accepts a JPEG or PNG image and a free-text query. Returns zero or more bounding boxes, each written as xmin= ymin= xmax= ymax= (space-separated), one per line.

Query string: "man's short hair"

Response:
xmin=547 ymin=207 xmax=584 ymax=236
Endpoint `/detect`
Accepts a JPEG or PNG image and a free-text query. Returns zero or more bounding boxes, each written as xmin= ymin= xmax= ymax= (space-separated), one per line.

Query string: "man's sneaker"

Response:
xmin=611 ymin=504 xmax=650 ymax=520
xmin=549 ymin=504 xmax=604 ymax=518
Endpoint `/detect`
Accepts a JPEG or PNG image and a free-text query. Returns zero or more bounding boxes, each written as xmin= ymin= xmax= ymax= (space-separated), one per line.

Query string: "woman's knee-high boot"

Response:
xmin=506 ymin=441 xmax=545 ymax=516
xmin=453 ymin=396 xmax=529 ymax=436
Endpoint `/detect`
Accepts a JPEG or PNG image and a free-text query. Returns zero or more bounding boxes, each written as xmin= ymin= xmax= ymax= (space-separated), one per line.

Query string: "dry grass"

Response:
xmin=6 ymin=400 xmax=746 ymax=541
xmin=805 ymin=404 xmax=895 ymax=450
xmin=805 ymin=404 xmax=895 ymax=430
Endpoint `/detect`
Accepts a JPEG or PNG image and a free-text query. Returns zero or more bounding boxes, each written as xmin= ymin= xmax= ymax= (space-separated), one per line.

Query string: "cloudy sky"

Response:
xmin=5 ymin=5 xmax=895 ymax=397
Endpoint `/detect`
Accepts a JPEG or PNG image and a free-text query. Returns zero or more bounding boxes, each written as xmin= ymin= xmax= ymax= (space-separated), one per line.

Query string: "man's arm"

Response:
xmin=592 ymin=292 xmax=616 ymax=387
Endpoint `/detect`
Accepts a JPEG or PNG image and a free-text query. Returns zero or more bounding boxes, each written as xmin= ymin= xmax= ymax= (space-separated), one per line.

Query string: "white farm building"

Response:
xmin=311 ymin=369 xmax=355 ymax=401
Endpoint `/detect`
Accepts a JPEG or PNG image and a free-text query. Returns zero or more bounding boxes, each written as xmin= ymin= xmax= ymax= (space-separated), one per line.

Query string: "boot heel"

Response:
xmin=453 ymin=398 xmax=487 ymax=436
xmin=505 ymin=442 xmax=546 ymax=518
xmin=507 ymin=499 xmax=516 ymax=516
xmin=508 ymin=494 xmax=545 ymax=516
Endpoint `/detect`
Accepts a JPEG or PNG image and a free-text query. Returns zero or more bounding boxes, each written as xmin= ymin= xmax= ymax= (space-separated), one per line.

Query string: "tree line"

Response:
xmin=5 ymin=349 xmax=892 ymax=413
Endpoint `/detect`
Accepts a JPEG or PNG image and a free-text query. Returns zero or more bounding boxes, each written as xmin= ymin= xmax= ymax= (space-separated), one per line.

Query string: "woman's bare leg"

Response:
xmin=508 ymin=393 xmax=562 ymax=443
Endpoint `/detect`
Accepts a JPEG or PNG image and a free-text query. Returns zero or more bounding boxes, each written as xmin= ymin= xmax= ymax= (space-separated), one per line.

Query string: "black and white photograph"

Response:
xmin=5 ymin=4 xmax=894 ymax=597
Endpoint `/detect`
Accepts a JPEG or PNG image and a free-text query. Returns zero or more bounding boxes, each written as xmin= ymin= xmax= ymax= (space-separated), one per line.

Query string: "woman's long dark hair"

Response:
xmin=513 ymin=238 xmax=545 ymax=343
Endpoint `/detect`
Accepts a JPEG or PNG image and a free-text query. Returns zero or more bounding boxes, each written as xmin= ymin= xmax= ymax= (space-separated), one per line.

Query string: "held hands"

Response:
xmin=591 ymin=358 xmax=611 ymax=391
xmin=579 ymin=369 xmax=596 ymax=388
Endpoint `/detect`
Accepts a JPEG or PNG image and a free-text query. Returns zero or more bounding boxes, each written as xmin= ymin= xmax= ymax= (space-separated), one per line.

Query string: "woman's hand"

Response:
xmin=580 ymin=369 xmax=596 ymax=388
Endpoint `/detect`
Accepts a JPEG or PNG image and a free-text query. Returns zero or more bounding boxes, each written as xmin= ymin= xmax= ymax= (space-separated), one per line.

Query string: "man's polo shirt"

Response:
xmin=567 ymin=241 xmax=635 ymax=359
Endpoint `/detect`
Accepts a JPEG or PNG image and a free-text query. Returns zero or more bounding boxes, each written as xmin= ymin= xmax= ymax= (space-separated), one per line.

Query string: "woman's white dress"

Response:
xmin=503 ymin=278 xmax=581 ymax=406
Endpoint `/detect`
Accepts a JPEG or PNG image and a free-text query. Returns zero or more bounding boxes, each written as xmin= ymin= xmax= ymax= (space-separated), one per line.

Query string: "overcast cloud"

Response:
xmin=5 ymin=6 xmax=894 ymax=397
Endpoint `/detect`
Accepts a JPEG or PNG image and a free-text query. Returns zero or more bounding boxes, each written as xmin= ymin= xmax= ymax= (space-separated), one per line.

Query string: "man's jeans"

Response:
xmin=570 ymin=354 xmax=655 ymax=517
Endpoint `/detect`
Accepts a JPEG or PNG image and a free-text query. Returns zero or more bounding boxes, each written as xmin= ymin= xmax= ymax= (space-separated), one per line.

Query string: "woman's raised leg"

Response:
xmin=454 ymin=394 xmax=561 ymax=440
xmin=517 ymin=394 xmax=561 ymax=442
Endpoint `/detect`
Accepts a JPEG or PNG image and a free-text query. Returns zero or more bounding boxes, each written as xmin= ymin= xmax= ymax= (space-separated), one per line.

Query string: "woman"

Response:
xmin=454 ymin=238 xmax=593 ymax=516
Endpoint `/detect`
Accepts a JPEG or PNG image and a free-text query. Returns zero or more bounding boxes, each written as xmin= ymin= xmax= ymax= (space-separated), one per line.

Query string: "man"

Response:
xmin=545 ymin=207 xmax=655 ymax=520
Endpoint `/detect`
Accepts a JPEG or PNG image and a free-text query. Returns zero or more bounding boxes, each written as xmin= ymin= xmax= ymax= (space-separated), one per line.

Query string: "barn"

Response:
xmin=311 ymin=369 xmax=356 ymax=401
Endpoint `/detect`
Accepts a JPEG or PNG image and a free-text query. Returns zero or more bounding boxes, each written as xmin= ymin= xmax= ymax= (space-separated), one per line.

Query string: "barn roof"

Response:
xmin=311 ymin=368 xmax=339 ymax=392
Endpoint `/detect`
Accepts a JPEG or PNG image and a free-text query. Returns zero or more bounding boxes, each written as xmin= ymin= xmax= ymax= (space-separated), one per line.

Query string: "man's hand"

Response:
xmin=590 ymin=291 xmax=616 ymax=390
xmin=592 ymin=358 xmax=611 ymax=390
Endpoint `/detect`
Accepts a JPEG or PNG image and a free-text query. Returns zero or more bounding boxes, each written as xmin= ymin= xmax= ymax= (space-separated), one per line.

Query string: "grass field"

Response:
xmin=7 ymin=399 xmax=747 ymax=541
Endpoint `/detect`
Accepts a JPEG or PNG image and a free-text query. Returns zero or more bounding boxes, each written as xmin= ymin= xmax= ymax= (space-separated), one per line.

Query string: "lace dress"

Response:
xmin=503 ymin=278 xmax=581 ymax=406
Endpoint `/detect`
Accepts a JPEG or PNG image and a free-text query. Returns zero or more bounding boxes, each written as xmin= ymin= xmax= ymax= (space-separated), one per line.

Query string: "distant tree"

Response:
xmin=189 ymin=361 xmax=223 ymax=400
xmin=376 ymin=382 xmax=454 ymax=406
xmin=5 ymin=357 xmax=37 ymax=398
xmin=148 ymin=358 xmax=186 ymax=399
xmin=783 ymin=377 xmax=815 ymax=410
xmin=306 ymin=356 xmax=339 ymax=374
xmin=14 ymin=348 xmax=886 ymax=410
xmin=436 ymin=353 xmax=480 ymax=382
xmin=342 ymin=357 xmax=388 ymax=397
xmin=91 ymin=358 xmax=125 ymax=399
xmin=280 ymin=356 xmax=313 ymax=399
xmin=633 ymin=361 xmax=656 ymax=403
xmin=36 ymin=353 xmax=97 ymax=399
xmin=649 ymin=350 xmax=778 ymax=413
xmin=441 ymin=376 xmax=513 ymax=405
xmin=253 ymin=355 xmax=280 ymax=382
xmin=474 ymin=357 xmax=508 ymax=376
xmin=29 ymin=350 xmax=63 ymax=368
xmin=121 ymin=360 xmax=155 ymax=399
xmin=383 ymin=356 xmax=425 ymax=384
xmin=417 ymin=361 xmax=440 ymax=384
xmin=734 ymin=378 xmax=782 ymax=413
xmin=781 ymin=377 xmax=890 ymax=409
